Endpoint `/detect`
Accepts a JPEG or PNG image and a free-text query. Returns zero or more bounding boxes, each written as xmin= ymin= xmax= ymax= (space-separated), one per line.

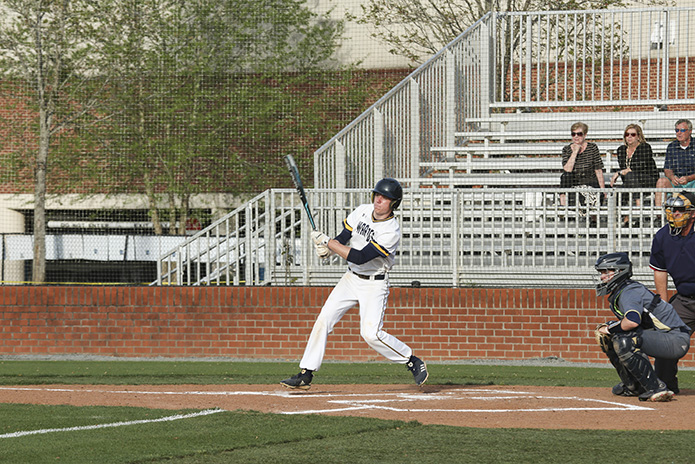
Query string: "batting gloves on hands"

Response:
xmin=311 ymin=230 xmax=330 ymax=246
xmin=311 ymin=230 xmax=332 ymax=259
xmin=315 ymin=244 xmax=332 ymax=258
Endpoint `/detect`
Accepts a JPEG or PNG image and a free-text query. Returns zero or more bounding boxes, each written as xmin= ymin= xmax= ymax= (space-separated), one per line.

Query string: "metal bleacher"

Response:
xmin=422 ymin=110 xmax=685 ymax=187
xmin=159 ymin=7 xmax=695 ymax=288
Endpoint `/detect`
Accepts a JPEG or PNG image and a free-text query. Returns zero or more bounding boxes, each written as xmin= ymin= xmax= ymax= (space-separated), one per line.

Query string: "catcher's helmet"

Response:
xmin=594 ymin=252 xmax=633 ymax=296
xmin=664 ymin=190 xmax=695 ymax=235
xmin=372 ymin=178 xmax=403 ymax=210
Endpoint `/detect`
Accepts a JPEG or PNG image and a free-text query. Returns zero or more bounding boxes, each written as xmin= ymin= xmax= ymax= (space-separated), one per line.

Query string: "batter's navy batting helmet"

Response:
xmin=594 ymin=252 xmax=633 ymax=296
xmin=664 ymin=190 xmax=695 ymax=235
xmin=372 ymin=178 xmax=403 ymax=210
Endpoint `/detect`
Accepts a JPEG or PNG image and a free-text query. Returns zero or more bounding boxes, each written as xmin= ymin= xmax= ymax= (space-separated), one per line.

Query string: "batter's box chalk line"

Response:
xmin=274 ymin=388 xmax=654 ymax=414
xmin=0 ymin=386 xmax=654 ymax=415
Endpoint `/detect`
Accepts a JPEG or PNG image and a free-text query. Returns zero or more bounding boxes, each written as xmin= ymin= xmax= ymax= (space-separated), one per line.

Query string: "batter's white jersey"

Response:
xmin=298 ymin=203 xmax=412 ymax=371
xmin=343 ymin=204 xmax=400 ymax=276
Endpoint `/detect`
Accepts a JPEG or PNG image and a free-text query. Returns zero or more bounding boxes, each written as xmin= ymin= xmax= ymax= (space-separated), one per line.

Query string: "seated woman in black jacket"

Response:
xmin=610 ymin=124 xmax=659 ymax=225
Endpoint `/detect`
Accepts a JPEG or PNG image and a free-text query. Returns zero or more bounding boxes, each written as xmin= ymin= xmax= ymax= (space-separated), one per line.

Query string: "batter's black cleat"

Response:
xmin=638 ymin=380 xmax=673 ymax=402
xmin=280 ymin=369 xmax=313 ymax=390
xmin=611 ymin=382 xmax=642 ymax=397
xmin=406 ymin=355 xmax=428 ymax=386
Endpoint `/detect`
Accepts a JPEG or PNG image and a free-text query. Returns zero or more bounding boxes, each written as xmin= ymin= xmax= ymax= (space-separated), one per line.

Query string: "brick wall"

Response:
xmin=506 ymin=57 xmax=695 ymax=106
xmin=1 ymin=286 xmax=693 ymax=367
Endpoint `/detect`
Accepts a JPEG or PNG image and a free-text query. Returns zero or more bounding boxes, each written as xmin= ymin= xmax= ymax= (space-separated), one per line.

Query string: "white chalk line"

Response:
xmin=0 ymin=386 xmax=654 ymax=416
xmin=0 ymin=386 xmax=285 ymax=397
xmin=280 ymin=390 xmax=653 ymax=414
xmin=0 ymin=408 xmax=223 ymax=439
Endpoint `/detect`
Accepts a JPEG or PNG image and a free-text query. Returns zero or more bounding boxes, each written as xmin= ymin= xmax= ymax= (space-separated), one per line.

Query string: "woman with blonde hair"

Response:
xmin=610 ymin=124 xmax=659 ymax=225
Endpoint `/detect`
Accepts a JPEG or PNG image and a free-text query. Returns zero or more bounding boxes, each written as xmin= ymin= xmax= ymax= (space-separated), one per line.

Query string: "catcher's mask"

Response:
xmin=372 ymin=178 xmax=403 ymax=210
xmin=664 ymin=190 xmax=695 ymax=235
xmin=594 ymin=252 xmax=632 ymax=296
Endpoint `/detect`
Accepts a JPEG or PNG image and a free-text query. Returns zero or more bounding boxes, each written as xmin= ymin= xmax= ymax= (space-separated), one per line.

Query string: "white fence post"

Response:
xmin=374 ymin=108 xmax=384 ymax=182
xmin=335 ymin=140 xmax=346 ymax=190
xmin=410 ymin=78 xmax=420 ymax=181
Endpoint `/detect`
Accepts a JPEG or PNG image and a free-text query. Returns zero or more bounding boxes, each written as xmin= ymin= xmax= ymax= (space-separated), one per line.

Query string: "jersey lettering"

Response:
xmin=344 ymin=204 xmax=399 ymax=275
xmin=355 ymin=221 xmax=375 ymax=242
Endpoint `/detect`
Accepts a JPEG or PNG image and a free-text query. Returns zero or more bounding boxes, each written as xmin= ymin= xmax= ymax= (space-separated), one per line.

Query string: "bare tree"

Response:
xmin=351 ymin=0 xmax=673 ymax=64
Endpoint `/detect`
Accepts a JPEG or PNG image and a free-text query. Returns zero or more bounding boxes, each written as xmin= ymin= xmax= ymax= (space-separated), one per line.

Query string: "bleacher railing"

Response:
xmin=313 ymin=12 xmax=495 ymax=190
xmin=155 ymin=187 xmax=666 ymax=288
xmin=313 ymin=7 xmax=695 ymax=190
xmin=495 ymin=8 xmax=695 ymax=107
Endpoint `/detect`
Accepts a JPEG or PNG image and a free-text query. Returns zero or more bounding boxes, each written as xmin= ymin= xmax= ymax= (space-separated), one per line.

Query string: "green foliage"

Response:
xmin=0 ymin=0 xmax=117 ymax=281
xmin=87 ymin=0 xmax=348 ymax=233
xmin=0 ymin=1 xmax=409 ymax=237
xmin=0 ymin=0 xmax=352 ymax=237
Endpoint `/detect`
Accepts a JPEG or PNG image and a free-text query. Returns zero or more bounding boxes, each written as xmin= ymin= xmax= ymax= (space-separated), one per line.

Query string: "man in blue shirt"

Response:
xmin=649 ymin=190 xmax=695 ymax=394
xmin=655 ymin=119 xmax=695 ymax=206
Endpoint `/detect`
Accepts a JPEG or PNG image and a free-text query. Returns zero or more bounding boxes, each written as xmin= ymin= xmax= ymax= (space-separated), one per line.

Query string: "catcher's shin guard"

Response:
xmin=600 ymin=332 xmax=640 ymax=392
xmin=607 ymin=350 xmax=641 ymax=394
xmin=613 ymin=333 xmax=661 ymax=393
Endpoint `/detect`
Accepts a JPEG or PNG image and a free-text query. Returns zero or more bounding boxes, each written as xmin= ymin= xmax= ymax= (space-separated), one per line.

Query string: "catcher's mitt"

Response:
xmin=594 ymin=323 xmax=613 ymax=353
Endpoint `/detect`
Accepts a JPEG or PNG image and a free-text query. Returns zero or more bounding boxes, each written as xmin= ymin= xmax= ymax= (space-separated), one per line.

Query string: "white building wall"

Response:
xmin=311 ymin=0 xmax=415 ymax=69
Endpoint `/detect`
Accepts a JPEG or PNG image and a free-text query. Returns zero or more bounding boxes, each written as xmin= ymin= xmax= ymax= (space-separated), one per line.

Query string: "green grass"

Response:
xmin=0 ymin=360 xmax=693 ymax=463
xmin=5 ymin=359 xmax=687 ymax=386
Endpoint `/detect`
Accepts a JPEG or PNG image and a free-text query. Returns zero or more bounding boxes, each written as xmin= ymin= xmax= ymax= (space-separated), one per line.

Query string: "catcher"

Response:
xmin=594 ymin=252 xmax=691 ymax=402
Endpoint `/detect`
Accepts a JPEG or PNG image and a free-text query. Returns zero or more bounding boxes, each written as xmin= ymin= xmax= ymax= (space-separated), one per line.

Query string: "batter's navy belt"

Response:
xmin=351 ymin=270 xmax=386 ymax=281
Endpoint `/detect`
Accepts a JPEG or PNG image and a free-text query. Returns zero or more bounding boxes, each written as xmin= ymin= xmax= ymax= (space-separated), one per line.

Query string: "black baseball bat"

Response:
xmin=283 ymin=154 xmax=317 ymax=230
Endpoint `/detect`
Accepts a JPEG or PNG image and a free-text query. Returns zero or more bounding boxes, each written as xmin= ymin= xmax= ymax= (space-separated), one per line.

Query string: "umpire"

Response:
xmin=650 ymin=190 xmax=695 ymax=394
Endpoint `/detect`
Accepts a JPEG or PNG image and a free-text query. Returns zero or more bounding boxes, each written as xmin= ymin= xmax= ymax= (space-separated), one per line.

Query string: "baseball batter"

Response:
xmin=281 ymin=178 xmax=428 ymax=390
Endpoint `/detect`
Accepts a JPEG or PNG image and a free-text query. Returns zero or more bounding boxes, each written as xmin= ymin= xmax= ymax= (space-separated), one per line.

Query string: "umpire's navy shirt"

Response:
xmin=650 ymin=225 xmax=695 ymax=296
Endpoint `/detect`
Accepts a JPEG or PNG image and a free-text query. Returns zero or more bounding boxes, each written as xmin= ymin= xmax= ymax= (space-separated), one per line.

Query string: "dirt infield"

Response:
xmin=1 ymin=384 xmax=694 ymax=430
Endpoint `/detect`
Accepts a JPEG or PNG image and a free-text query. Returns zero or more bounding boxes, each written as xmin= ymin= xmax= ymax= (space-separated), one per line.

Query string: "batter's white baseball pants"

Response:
xmin=299 ymin=271 xmax=412 ymax=371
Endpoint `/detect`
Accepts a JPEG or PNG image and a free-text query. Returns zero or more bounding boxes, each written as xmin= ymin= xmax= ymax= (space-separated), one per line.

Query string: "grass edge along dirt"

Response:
xmin=6 ymin=359 xmax=695 ymax=386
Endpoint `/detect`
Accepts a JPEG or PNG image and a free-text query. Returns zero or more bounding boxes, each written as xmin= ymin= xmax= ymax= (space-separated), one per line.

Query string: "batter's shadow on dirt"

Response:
xmin=281 ymin=384 xmax=469 ymax=395
xmin=417 ymin=384 xmax=486 ymax=394
xmin=379 ymin=384 xmax=486 ymax=394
